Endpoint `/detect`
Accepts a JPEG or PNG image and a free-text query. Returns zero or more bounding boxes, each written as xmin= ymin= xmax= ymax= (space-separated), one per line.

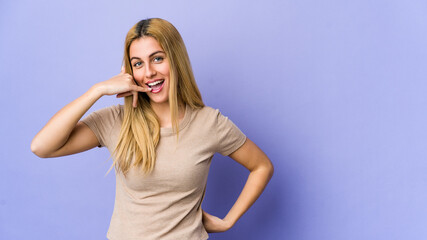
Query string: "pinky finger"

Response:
xmin=132 ymin=91 xmax=138 ymax=108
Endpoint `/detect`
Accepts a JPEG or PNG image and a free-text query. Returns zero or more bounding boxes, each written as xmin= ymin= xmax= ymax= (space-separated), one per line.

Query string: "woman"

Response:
xmin=31 ymin=18 xmax=274 ymax=239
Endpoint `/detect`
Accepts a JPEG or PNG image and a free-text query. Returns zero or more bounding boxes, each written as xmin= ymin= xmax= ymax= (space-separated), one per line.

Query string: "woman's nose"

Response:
xmin=145 ymin=63 xmax=156 ymax=78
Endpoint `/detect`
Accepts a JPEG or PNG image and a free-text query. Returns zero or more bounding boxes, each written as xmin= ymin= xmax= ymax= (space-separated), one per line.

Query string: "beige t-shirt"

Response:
xmin=81 ymin=104 xmax=247 ymax=240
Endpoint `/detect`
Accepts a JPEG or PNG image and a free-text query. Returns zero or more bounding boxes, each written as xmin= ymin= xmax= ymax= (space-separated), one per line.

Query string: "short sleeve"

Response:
xmin=215 ymin=110 xmax=247 ymax=156
xmin=80 ymin=105 xmax=122 ymax=148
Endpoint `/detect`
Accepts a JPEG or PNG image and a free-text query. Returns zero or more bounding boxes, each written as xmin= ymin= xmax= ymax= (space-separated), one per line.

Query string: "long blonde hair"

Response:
xmin=109 ymin=18 xmax=204 ymax=175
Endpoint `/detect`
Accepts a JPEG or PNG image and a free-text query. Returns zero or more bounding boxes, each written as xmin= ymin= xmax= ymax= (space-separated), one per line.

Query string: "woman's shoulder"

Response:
xmin=190 ymin=105 xmax=230 ymax=126
xmin=108 ymin=104 xmax=124 ymax=120
xmin=193 ymin=105 xmax=221 ymax=118
xmin=112 ymin=104 xmax=124 ymax=114
xmin=87 ymin=104 xmax=123 ymax=121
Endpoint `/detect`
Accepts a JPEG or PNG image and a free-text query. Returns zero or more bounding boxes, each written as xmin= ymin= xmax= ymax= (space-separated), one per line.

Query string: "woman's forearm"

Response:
xmin=223 ymin=164 xmax=274 ymax=227
xmin=31 ymin=84 xmax=103 ymax=157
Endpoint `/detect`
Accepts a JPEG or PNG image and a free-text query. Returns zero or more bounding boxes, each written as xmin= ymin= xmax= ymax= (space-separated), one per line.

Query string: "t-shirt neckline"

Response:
xmin=160 ymin=104 xmax=191 ymax=136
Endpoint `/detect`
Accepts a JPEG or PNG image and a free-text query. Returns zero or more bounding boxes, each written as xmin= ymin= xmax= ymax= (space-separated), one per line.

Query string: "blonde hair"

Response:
xmin=109 ymin=18 xmax=204 ymax=175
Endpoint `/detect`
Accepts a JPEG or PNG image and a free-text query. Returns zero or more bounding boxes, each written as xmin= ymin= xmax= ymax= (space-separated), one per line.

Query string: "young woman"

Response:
xmin=31 ymin=18 xmax=274 ymax=240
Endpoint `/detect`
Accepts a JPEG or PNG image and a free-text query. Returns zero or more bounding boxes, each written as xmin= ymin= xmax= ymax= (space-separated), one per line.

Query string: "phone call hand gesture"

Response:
xmin=97 ymin=66 xmax=151 ymax=107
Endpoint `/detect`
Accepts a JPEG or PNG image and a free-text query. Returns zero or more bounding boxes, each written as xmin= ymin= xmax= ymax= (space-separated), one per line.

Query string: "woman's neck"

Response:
xmin=150 ymin=101 xmax=185 ymax=128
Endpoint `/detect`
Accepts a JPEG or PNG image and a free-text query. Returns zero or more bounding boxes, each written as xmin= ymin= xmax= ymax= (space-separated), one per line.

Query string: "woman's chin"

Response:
xmin=148 ymin=95 xmax=169 ymax=105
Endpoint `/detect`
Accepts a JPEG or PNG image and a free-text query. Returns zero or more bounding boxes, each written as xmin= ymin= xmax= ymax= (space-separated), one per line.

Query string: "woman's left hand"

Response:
xmin=202 ymin=210 xmax=233 ymax=233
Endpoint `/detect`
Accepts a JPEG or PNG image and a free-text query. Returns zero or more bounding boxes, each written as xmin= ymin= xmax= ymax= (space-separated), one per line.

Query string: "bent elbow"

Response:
xmin=31 ymin=141 xmax=50 ymax=158
xmin=267 ymin=161 xmax=274 ymax=179
xmin=255 ymin=159 xmax=274 ymax=180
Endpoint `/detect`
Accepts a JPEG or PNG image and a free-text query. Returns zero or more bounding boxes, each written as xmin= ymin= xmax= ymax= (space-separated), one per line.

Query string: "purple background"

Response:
xmin=1 ymin=0 xmax=427 ymax=239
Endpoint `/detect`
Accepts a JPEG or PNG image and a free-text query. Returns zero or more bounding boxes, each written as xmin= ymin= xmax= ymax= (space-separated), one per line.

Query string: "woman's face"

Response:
xmin=129 ymin=36 xmax=170 ymax=105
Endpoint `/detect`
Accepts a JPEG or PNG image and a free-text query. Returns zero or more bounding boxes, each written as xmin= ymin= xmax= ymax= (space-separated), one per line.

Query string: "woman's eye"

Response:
xmin=153 ymin=56 xmax=164 ymax=62
xmin=133 ymin=62 xmax=142 ymax=67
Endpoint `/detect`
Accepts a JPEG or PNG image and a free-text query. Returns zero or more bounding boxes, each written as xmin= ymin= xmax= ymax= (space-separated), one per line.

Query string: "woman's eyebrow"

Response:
xmin=130 ymin=56 xmax=141 ymax=61
xmin=130 ymin=51 xmax=165 ymax=61
xmin=149 ymin=50 xmax=165 ymax=57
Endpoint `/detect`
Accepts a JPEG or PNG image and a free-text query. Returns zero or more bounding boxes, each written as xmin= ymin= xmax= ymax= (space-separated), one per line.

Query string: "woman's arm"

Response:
xmin=202 ymin=138 xmax=274 ymax=232
xmin=31 ymin=67 xmax=151 ymax=158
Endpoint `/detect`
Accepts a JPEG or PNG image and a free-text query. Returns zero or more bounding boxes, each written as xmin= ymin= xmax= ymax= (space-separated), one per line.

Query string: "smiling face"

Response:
xmin=129 ymin=36 xmax=170 ymax=105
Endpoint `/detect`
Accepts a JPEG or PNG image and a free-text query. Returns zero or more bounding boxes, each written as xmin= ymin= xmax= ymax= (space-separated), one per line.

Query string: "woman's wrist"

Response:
xmin=89 ymin=83 xmax=106 ymax=99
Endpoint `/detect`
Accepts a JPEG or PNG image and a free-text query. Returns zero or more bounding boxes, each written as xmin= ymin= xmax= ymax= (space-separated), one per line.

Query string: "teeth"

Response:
xmin=147 ymin=80 xmax=163 ymax=86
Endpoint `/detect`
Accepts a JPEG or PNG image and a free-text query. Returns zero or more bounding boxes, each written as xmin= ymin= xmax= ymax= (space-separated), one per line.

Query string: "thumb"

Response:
xmin=121 ymin=65 xmax=126 ymax=74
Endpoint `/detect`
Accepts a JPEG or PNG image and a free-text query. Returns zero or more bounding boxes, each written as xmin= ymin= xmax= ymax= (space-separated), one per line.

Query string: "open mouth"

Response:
xmin=146 ymin=80 xmax=165 ymax=93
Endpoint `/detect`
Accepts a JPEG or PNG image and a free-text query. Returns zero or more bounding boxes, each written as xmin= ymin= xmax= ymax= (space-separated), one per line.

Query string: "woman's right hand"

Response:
xmin=31 ymin=66 xmax=151 ymax=158
xmin=96 ymin=66 xmax=151 ymax=107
